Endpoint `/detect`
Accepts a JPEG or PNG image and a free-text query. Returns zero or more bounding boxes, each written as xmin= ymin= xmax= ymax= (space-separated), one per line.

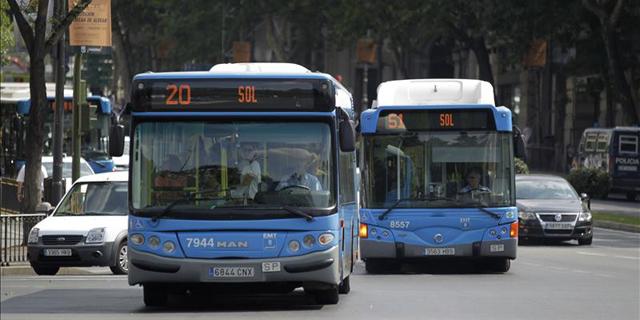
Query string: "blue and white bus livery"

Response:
xmin=359 ymin=79 xmax=519 ymax=273
xmin=110 ymin=63 xmax=359 ymax=306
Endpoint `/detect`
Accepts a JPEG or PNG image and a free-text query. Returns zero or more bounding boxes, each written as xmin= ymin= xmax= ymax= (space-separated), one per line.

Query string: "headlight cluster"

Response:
xmin=86 ymin=228 xmax=105 ymax=244
xmin=579 ymin=211 xmax=592 ymax=222
xmin=28 ymin=228 xmax=39 ymax=244
xmin=288 ymin=232 xmax=334 ymax=253
xmin=130 ymin=233 xmax=176 ymax=254
xmin=518 ymin=211 xmax=536 ymax=220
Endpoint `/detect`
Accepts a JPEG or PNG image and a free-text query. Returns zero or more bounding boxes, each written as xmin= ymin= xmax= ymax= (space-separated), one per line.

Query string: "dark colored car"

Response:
xmin=516 ymin=174 xmax=593 ymax=245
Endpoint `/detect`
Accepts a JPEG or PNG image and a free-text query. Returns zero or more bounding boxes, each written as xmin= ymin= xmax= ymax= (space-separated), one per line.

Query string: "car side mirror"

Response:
xmin=109 ymin=124 xmax=125 ymax=157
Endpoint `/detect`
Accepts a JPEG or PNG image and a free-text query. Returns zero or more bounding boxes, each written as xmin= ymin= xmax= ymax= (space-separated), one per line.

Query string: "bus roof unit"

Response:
xmin=376 ymin=79 xmax=495 ymax=107
xmin=210 ymin=63 xmax=312 ymax=74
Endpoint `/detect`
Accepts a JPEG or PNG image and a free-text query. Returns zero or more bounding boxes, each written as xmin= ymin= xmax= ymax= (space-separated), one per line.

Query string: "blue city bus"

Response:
xmin=113 ymin=63 xmax=358 ymax=306
xmin=10 ymin=94 xmax=114 ymax=173
xmin=358 ymin=79 xmax=519 ymax=273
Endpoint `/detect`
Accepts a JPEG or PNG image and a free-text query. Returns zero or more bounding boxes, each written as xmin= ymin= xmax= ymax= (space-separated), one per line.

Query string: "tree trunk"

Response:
xmin=602 ymin=27 xmax=639 ymax=124
xmin=471 ymin=36 xmax=494 ymax=86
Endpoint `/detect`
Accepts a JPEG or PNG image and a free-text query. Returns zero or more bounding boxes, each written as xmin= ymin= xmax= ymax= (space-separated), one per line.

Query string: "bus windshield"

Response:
xmin=364 ymin=131 xmax=514 ymax=209
xmin=132 ymin=121 xmax=335 ymax=215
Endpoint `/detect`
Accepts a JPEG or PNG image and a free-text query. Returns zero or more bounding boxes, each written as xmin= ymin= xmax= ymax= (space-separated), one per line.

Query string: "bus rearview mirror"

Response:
xmin=339 ymin=119 xmax=356 ymax=152
xmin=109 ymin=124 xmax=125 ymax=157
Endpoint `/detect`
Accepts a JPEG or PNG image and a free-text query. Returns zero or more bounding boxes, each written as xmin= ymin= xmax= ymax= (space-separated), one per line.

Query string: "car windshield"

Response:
xmin=364 ymin=131 xmax=514 ymax=208
xmin=516 ymin=179 xmax=579 ymax=200
xmin=55 ymin=182 xmax=128 ymax=216
xmin=131 ymin=121 xmax=334 ymax=215
xmin=42 ymin=161 xmax=94 ymax=178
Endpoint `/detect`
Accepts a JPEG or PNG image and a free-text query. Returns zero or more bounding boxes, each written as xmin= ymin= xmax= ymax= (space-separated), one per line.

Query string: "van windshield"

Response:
xmin=55 ymin=182 xmax=128 ymax=216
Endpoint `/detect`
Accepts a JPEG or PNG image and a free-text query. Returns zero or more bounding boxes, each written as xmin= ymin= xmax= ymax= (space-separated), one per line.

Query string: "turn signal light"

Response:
xmin=510 ymin=221 xmax=518 ymax=238
xmin=359 ymin=223 xmax=368 ymax=238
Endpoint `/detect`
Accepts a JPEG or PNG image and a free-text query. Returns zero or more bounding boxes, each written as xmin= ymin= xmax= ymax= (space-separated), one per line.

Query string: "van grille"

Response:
xmin=42 ymin=235 xmax=83 ymax=245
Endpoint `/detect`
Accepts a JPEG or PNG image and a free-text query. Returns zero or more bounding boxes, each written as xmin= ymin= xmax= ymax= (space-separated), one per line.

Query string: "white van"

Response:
xmin=27 ymin=171 xmax=129 ymax=275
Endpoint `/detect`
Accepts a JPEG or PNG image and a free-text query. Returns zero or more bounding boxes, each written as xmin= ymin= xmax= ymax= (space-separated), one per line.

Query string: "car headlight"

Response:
xmin=28 ymin=228 xmax=39 ymax=244
xmin=86 ymin=228 xmax=105 ymax=244
xmin=518 ymin=211 xmax=536 ymax=220
xmin=579 ymin=211 xmax=592 ymax=222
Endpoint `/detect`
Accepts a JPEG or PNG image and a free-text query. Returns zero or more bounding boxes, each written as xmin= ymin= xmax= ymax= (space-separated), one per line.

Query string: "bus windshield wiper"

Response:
xmin=378 ymin=197 xmax=426 ymax=220
xmin=152 ymin=197 xmax=225 ymax=222
xmin=475 ymin=205 xmax=501 ymax=220
xmin=281 ymin=206 xmax=314 ymax=222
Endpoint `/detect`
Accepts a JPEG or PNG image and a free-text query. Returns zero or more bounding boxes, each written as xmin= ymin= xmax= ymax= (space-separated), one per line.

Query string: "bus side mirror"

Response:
xmin=339 ymin=119 xmax=356 ymax=152
xmin=513 ymin=126 xmax=526 ymax=160
xmin=109 ymin=124 xmax=125 ymax=157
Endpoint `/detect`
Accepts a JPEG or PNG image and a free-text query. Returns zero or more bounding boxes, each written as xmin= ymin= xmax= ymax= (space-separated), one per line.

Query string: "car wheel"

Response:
xmin=30 ymin=263 xmax=60 ymax=276
xmin=365 ymin=259 xmax=401 ymax=274
xmin=143 ymin=284 xmax=168 ymax=307
xmin=578 ymin=236 xmax=593 ymax=246
xmin=338 ymin=275 xmax=351 ymax=294
xmin=311 ymin=286 xmax=339 ymax=305
xmin=110 ymin=240 xmax=128 ymax=275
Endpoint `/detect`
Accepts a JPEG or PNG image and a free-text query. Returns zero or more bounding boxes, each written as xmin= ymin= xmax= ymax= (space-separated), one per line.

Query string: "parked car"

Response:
xmin=40 ymin=156 xmax=95 ymax=191
xmin=27 ymin=171 xmax=129 ymax=275
xmin=516 ymin=174 xmax=593 ymax=245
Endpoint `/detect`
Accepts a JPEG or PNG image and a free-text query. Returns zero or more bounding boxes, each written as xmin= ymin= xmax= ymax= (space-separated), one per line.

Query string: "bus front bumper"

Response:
xmin=360 ymin=238 xmax=517 ymax=260
xmin=128 ymin=245 xmax=340 ymax=286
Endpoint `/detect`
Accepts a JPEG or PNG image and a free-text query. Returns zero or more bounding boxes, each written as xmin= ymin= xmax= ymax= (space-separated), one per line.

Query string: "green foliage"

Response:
xmin=0 ymin=0 xmax=15 ymax=65
xmin=514 ymin=157 xmax=529 ymax=174
xmin=566 ymin=168 xmax=612 ymax=199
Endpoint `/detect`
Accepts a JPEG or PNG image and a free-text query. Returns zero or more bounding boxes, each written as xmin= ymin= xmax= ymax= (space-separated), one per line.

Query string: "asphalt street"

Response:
xmin=1 ymin=227 xmax=638 ymax=320
xmin=591 ymin=197 xmax=639 ymax=217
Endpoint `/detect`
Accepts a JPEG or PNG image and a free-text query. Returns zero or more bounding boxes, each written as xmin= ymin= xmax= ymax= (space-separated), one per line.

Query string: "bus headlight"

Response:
xmin=518 ymin=211 xmax=536 ymax=221
xmin=163 ymin=241 xmax=176 ymax=253
xmin=86 ymin=228 xmax=105 ymax=244
xmin=131 ymin=234 xmax=144 ymax=245
xmin=288 ymin=240 xmax=300 ymax=252
xmin=148 ymin=236 xmax=161 ymax=249
xmin=318 ymin=233 xmax=334 ymax=245
xmin=579 ymin=211 xmax=592 ymax=222
xmin=28 ymin=228 xmax=39 ymax=244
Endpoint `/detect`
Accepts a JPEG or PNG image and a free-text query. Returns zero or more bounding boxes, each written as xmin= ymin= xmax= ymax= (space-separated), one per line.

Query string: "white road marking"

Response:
xmin=576 ymin=251 xmax=639 ymax=260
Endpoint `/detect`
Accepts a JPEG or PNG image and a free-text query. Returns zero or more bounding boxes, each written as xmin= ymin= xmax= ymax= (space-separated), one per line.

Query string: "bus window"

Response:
xmin=584 ymin=133 xmax=597 ymax=152
xmin=619 ymin=135 xmax=638 ymax=155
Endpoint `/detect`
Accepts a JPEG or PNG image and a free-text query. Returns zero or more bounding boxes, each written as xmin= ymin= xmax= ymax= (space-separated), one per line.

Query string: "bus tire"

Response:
xmin=338 ymin=276 xmax=351 ymax=294
xmin=143 ymin=284 xmax=168 ymax=307
xmin=313 ymin=287 xmax=339 ymax=305
xmin=490 ymin=258 xmax=510 ymax=273
xmin=110 ymin=240 xmax=128 ymax=275
xmin=30 ymin=263 xmax=59 ymax=276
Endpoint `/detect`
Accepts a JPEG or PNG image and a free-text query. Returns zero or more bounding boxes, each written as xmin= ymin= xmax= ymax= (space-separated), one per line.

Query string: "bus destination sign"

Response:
xmin=377 ymin=109 xmax=496 ymax=132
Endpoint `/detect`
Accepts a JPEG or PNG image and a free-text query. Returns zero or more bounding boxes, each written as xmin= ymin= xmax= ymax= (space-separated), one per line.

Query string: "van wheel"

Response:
xmin=30 ymin=263 xmax=59 ymax=276
xmin=143 ymin=284 xmax=168 ymax=307
xmin=338 ymin=276 xmax=351 ymax=294
xmin=110 ymin=240 xmax=128 ymax=275
xmin=312 ymin=286 xmax=339 ymax=305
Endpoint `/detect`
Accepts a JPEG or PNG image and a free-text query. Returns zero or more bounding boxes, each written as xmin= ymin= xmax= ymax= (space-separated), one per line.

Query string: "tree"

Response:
xmin=0 ymin=0 xmax=15 ymax=67
xmin=7 ymin=0 xmax=93 ymax=213
xmin=582 ymin=0 xmax=639 ymax=124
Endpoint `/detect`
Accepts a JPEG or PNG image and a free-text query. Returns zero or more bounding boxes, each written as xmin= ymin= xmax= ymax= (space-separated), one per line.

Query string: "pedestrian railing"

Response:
xmin=1 ymin=213 xmax=47 ymax=266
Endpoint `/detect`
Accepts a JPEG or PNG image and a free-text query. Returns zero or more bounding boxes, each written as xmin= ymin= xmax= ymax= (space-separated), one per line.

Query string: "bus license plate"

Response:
xmin=209 ymin=267 xmax=255 ymax=278
xmin=545 ymin=222 xmax=573 ymax=230
xmin=44 ymin=249 xmax=72 ymax=256
xmin=425 ymin=248 xmax=455 ymax=256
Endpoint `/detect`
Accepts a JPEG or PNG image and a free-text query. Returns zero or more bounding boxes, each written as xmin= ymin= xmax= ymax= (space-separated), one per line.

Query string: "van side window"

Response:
xmin=619 ymin=135 xmax=638 ymax=155
xmin=596 ymin=133 xmax=610 ymax=152
xmin=584 ymin=133 xmax=597 ymax=152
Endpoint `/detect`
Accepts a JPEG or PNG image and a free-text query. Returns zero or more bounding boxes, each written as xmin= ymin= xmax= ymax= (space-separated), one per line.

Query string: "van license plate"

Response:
xmin=209 ymin=267 xmax=255 ymax=278
xmin=44 ymin=249 xmax=72 ymax=256
xmin=425 ymin=248 xmax=455 ymax=256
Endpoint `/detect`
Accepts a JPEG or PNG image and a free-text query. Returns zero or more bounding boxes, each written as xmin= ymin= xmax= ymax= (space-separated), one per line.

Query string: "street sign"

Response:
xmin=68 ymin=0 xmax=112 ymax=48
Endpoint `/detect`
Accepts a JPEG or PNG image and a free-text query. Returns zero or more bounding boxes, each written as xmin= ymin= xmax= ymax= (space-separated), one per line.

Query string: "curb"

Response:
xmin=594 ymin=220 xmax=640 ymax=233
xmin=1 ymin=265 xmax=98 ymax=276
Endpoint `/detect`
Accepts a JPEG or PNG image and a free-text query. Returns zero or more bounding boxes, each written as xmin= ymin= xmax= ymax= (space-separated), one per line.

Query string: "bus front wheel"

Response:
xmin=338 ymin=276 xmax=350 ymax=294
xmin=311 ymin=286 xmax=339 ymax=305
xmin=143 ymin=284 xmax=168 ymax=307
xmin=488 ymin=258 xmax=510 ymax=273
